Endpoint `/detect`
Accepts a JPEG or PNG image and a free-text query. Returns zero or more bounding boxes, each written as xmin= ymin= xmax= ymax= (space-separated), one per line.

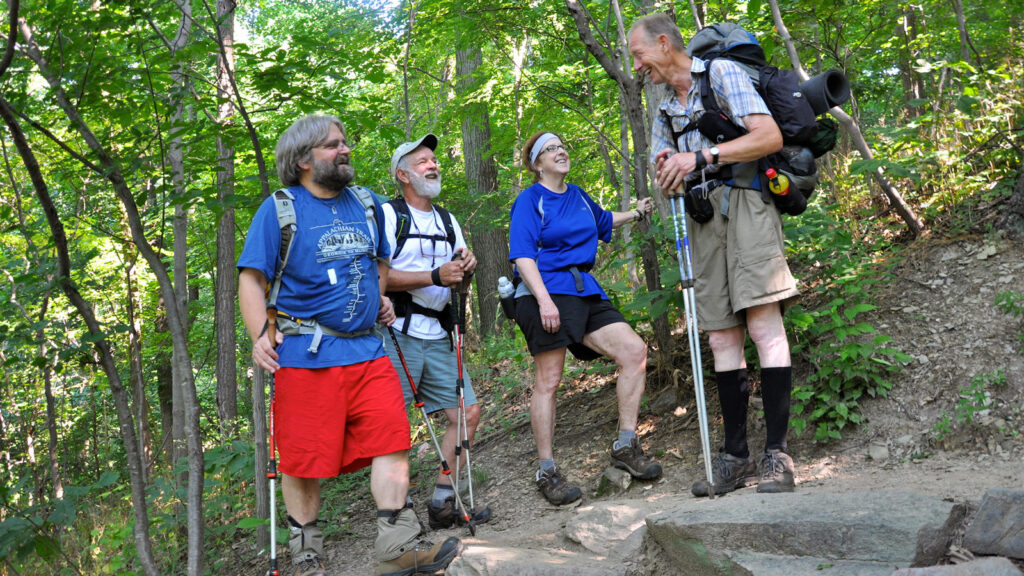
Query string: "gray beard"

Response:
xmin=409 ymin=172 xmax=441 ymax=199
xmin=312 ymin=158 xmax=354 ymax=192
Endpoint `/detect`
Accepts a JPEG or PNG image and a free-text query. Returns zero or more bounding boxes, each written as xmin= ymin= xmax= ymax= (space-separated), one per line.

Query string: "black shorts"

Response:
xmin=514 ymin=294 xmax=626 ymax=360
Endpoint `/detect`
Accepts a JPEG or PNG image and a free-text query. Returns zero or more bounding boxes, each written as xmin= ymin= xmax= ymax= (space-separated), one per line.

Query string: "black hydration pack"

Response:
xmin=384 ymin=197 xmax=457 ymax=334
xmin=678 ymin=23 xmax=849 ymax=216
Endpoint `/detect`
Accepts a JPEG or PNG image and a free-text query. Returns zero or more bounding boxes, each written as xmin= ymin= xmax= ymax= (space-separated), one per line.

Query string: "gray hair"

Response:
xmin=629 ymin=13 xmax=686 ymax=53
xmin=274 ymin=114 xmax=345 ymax=186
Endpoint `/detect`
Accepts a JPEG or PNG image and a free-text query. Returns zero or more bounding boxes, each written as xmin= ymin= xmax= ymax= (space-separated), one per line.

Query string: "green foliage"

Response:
xmin=995 ymin=290 xmax=1024 ymax=354
xmin=783 ymin=206 xmax=911 ymax=443
xmin=933 ymin=370 xmax=1005 ymax=440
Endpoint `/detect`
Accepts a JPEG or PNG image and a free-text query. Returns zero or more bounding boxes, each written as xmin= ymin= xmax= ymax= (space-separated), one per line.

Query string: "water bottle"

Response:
xmin=765 ymin=168 xmax=790 ymax=196
xmin=498 ymin=276 xmax=516 ymax=320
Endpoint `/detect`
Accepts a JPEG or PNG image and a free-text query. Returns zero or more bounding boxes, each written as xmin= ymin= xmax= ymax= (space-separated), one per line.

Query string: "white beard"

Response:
xmin=409 ymin=170 xmax=442 ymax=199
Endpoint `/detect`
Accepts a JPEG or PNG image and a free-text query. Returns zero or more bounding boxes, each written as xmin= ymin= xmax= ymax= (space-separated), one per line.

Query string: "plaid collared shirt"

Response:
xmin=649 ymin=57 xmax=770 ymax=163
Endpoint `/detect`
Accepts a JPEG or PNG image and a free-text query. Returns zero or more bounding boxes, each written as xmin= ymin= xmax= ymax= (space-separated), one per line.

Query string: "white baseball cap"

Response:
xmin=390 ymin=134 xmax=438 ymax=185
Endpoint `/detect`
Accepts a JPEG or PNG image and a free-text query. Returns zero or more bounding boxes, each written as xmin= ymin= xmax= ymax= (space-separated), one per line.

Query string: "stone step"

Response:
xmin=644 ymin=490 xmax=965 ymax=575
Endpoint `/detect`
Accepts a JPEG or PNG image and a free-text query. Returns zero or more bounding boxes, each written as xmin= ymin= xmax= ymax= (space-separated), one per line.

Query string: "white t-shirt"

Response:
xmin=382 ymin=201 xmax=468 ymax=340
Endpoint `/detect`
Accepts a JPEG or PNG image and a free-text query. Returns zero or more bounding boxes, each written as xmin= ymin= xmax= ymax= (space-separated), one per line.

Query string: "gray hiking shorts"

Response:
xmin=385 ymin=329 xmax=477 ymax=414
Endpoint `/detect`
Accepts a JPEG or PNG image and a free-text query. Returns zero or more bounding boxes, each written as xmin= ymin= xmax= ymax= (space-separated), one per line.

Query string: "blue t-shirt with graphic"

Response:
xmin=237 ymin=185 xmax=390 ymax=368
xmin=508 ymin=182 xmax=613 ymax=299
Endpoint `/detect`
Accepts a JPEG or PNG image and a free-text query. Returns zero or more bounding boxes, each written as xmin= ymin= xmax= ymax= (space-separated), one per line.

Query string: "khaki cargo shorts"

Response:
xmin=685 ymin=184 xmax=800 ymax=331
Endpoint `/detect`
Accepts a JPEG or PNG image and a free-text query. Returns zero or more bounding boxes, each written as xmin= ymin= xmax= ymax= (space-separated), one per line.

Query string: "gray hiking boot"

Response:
xmin=610 ymin=438 xmax=663 ymax=480
xmin=375 ymin=537 xmax=462 ymax=575
xmin=288 ymin=522 xmax=326 ymax=576
xmin=426 ymin=496 xmax=492 ymax=529
xmin=756 ymin=449 xmax=795 ymax=493
xmin=690 ymin=452 xmax=757 ymax=496
xmin=536 ymin=467 xmax=582 ymax=506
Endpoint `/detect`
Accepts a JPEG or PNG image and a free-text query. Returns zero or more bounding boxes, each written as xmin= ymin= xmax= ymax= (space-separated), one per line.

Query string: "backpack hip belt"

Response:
xmin=275 ymin=312 xmax=373 ymax=354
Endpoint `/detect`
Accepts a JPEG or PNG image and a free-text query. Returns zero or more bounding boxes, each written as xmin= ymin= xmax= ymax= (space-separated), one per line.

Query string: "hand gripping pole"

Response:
xmin=448 ymin=253 xmax=478 ymax=532
xmin=669 ymin=193 xmax=716 ymax=498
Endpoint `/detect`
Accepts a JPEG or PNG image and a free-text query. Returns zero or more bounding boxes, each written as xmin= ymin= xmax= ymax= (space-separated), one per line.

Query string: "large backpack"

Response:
xmin=681 ymin=23 xmax=840 ymax=216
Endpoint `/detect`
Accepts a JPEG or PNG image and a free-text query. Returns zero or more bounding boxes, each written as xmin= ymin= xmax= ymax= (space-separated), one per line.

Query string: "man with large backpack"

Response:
xmin=382 ymin=134 xmax=492 ymax=529
xmin=238 ymin=115 xmax=461 ymax=576
xmin=628 ymin=14 xmax=800 ymax=496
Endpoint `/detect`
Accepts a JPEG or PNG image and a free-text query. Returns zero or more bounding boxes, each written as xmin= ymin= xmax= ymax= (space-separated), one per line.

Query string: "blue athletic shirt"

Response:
xmin=237 ymin=185 xmax=391 ymax=369
xmin=508 ymin=182 xmax=613 ymax=299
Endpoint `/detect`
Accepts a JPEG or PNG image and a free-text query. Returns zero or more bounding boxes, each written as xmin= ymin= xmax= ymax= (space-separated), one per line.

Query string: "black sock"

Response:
xmin=715 ymin=369 xmax=750 ymax=459
xmin=761 ymin=366 xmax=793 ymax=452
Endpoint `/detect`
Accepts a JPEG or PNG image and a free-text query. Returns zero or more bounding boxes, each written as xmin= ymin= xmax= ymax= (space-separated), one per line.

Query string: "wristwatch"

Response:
xmin=709 ymin=146 xmax=721 ymax=164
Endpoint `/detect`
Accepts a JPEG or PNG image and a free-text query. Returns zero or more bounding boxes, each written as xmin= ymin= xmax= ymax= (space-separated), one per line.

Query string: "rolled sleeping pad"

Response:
xmin=800 ymin=69 xmax=851 ymax=115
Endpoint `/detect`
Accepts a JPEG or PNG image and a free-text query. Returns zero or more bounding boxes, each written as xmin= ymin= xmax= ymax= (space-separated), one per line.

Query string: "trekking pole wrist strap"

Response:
xmin=694 ymin=150 xmax=708 ymax=170
xmin=431 ymin=267 xmax=444 ymax=286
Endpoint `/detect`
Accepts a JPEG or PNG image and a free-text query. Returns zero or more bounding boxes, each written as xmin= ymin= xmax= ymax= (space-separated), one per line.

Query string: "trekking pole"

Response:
xmin=669 ymin=191 xmax=716 ymax=499
xmin=449 ymin=253 xmax=477 ymax=523
xmin=386 ymin=325 xmax=475 ymax=534
xmin=265 ymin=309 xmax=281 ymax=575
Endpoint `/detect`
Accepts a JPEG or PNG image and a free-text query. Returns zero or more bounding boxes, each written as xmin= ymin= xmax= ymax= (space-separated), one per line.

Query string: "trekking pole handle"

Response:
xmin=265 ymin=307 xmax=278 ymax=350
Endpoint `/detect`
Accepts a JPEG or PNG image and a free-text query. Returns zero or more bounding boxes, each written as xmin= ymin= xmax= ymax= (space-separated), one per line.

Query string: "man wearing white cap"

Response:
xmin=382 ymin=134 xmax=492 ymax=529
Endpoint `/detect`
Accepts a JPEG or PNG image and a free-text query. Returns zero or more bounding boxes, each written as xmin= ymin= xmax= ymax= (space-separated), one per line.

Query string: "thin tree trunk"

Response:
xmin=566 ymin=0 xmax=675 ymax=376
xmin=39 ymin=297 xmax=63 ymax=501
xmin=126 ymin=259 xmax=152 ymax=484
xmin=767 ymin=0 xmax=925 ymax=237
xmin=214 ymin=0 xmax=239 ymax=438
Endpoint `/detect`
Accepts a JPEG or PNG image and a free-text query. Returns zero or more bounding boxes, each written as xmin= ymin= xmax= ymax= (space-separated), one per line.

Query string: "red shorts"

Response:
xmin=274 ymin=357 xmax=411 ymax=478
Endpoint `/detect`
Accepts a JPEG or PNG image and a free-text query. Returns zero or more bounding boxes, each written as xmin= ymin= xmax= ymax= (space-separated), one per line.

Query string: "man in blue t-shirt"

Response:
xmin=238 ymin=115 xmax=460 ymax=576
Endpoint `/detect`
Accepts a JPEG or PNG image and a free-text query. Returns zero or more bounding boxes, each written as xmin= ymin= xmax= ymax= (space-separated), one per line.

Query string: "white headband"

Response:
xmin=529 ymin=133 xmax=559 ymax=166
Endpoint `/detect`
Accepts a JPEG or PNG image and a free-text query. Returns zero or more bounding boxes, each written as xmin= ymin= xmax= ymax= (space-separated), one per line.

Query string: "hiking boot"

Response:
xmin=690 ymin=452 xmax=757 ymax=496
xmin=288 ymin=522 xmax=326 ymax=576
xmin=536 ymin=467 xmax=582 ymax=506
xmin=426 ymin=496 xmax=493 ymax=530
xmin=756 ymin=449 xmax=795 ymax=493
xmin=376 ymin=536 xmax=462 ymax=576
xmin=290 ymin=556 xmax=326 ymax=576
xmin=610 ymin=438 xmax=663 ymax=480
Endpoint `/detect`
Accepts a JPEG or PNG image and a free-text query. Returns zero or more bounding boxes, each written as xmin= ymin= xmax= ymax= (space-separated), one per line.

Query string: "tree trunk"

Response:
xmin=566 ymin=0 xmax=675 ymax=378
xmin=215 ymin=0 xmax=239 ymax=438
xmin=126 ymin=259 xmax=152 ymax=484
xmin=768 ymin=0 xmax=925 ymax=237
xmin=39 ymin=297 xmax=63 ymax=501
xmin=19 ymin=16 xmax=205 ymax=573
xmin=455 ymin=33 xmax=508 ymax=338
xmin=0 ymin=94 xmax=160 ymax=576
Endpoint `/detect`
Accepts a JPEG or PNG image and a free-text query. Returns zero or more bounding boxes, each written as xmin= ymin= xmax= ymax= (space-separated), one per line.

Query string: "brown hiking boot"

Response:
xmin=375 ymin=536 xmax=462 ymax=576
xmin=690 ymin=452 xmax=757 ymax=496
xmin=426 ymin=496 xmax=493 ymax=529
xmin=756 ymin=449 xmax=795 ymax=493
xmin=535 ymin=467 xmax=582 ymax=506
xmin=288 ymin=522 xmax=326 ymax=576
xmin=610 ymin=438 xmax=663 ymax=480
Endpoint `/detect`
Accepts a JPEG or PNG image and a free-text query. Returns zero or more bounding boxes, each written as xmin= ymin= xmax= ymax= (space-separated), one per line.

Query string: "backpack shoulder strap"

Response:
xmin=267 ymin=188 xmax=297 ymax=308
xmin=433 ymin=205 xmax=457 ymax=250
xmin=346 ymin=185 xmax=379 ymax=257
xmin=387 ymin=197 xmax=413 ymax=258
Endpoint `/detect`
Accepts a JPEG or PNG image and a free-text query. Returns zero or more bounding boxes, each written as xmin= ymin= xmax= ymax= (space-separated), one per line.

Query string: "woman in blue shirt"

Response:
xmin=509 ymin=131 xmax=662 ymax=506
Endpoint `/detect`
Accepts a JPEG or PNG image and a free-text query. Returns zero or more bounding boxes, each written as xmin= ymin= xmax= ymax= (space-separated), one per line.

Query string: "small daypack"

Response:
xmin=387 ymin=197 xmax=457 ymax=259
xmin=680 ymin=23 xmax=840 ymax=216
xmin=266 ymin=185 xmax=381 ymax=352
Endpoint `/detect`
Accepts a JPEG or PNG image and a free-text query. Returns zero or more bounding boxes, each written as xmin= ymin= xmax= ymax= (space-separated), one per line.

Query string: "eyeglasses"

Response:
xmin=540 ymin=144 xmax=565 ymax=156
xmin=314 ymin=139 xmax=352 ymax=152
